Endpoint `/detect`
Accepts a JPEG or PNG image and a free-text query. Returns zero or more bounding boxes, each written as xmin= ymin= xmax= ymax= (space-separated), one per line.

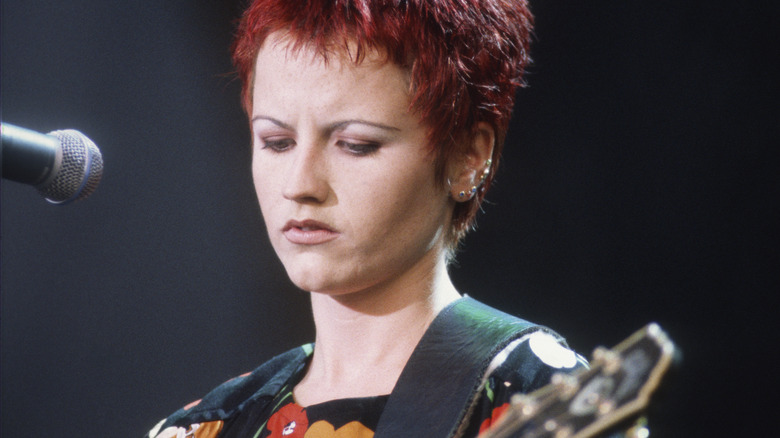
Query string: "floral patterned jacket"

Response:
xmin=145 ymin=298 xmax=587 ymax=438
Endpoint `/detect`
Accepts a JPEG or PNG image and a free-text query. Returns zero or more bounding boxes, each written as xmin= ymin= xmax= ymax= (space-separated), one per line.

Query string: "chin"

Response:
xmin=283 ymin=263 xmax=370 ymax=296
xmin=287 ymin=275 xmax=330 ymax=293
xmin=281 ymin=258 xmax=341 ymax=293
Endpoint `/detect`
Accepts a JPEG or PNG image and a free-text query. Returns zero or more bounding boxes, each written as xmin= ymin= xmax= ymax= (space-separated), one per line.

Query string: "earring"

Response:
xmin=454 ymin=159 xmax=492 ymax=201
xmin=457 ymin=186 xmax=478 ymax=200
xmin=479 ymin=159 xmax=492 ymax=183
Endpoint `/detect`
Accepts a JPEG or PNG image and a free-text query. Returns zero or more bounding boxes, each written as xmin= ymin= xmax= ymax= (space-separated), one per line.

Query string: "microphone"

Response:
xmin=1 ymin=123 xmax=103 ymax=204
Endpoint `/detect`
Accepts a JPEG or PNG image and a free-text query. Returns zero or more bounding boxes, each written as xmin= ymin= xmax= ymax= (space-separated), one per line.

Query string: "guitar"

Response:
xmin=479 ymin=323 xmax=676 ymax=438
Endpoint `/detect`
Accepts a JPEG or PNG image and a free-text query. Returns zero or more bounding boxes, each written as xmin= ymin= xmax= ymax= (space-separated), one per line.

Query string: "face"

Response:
xmin=251 ymin=33 xmax=453 ymax=296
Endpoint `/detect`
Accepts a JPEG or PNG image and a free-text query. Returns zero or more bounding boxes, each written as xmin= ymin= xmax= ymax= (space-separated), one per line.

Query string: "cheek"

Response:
xmin=252 ymin=151 xmax=277 ymax=194
xmin=252 ymin=159 xmax=280 ymax=221
xmin=355 ymin=165 xmax=447 ymax=237
xmin=251 ymin=163 xmax=265 ymax=205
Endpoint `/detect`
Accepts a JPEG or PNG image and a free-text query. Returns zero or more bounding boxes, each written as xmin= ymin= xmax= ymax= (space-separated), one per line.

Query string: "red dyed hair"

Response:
xmin=232 ymin=0 xmax=534 ymax=248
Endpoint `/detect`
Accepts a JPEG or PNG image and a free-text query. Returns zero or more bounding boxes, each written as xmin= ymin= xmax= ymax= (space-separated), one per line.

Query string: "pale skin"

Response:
xmin=251 ymin=31 xmax=495 ymax=406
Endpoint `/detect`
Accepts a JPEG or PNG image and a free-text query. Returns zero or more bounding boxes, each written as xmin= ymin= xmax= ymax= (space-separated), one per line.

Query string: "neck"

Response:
xmin=294 ymin=251 xmax=460 ymax=406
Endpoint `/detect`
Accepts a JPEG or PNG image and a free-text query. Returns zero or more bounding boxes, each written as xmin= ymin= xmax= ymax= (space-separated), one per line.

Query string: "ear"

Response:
xmin=448 ymin=122 xmax=495 ymax=202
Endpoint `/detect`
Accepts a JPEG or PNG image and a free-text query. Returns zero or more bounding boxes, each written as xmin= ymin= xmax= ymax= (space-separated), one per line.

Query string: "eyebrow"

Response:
xmin=251 ymin=115 xmax=294 ymax=131
xmin=251 ymin=115 xmax=401 ymax=133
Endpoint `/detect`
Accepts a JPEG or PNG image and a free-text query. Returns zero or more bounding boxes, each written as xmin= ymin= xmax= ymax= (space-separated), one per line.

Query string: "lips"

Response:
xmin=282 ymin=219 xmax=339 ymax=245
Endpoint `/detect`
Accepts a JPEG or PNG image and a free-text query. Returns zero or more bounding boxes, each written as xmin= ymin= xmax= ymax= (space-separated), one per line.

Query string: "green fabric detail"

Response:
xmin=485 ymin=381 xmax=495 ymax=403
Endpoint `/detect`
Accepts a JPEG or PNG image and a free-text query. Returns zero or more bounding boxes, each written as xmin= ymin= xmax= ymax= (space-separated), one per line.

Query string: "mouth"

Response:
xmin=282 ymin=219 xmax=339 ymax=245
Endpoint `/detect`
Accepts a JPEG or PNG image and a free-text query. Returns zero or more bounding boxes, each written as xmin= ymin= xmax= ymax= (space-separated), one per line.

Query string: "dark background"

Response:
xmin=2 ymin=1 xmax=776 ymax=436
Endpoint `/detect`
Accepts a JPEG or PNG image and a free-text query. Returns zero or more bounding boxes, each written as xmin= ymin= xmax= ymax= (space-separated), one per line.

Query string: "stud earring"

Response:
xmin=457 ymin=186 xmax=477 ymax=200
xmin=453 ymin=159 xmax=492 ymax=201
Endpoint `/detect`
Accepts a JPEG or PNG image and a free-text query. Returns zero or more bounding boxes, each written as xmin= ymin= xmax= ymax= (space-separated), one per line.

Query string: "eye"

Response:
xmin=336 ymin=139 xmax=381 ymax=156
xmin=260 ymin=137 xmax=295 ymax=152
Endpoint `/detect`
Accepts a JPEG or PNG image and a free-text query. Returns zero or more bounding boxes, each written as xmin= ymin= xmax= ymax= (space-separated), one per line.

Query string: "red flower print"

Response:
xmin=267 ymin=402 xmax=309 ymax=438
xmin=478 ymin=403 xmax=510 ymax=434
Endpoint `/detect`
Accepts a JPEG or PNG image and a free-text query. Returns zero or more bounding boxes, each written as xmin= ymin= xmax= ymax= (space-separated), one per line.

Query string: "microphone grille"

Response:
xmin=37 ymin=129 xmax=103 ymax=204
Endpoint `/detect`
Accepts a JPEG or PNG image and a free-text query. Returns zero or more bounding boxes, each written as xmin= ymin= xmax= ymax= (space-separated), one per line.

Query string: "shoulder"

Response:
xmin=145 ymin=344 xmax=312 ymax=438
xmin=427 ymin=297 xmax=588 ymax=436
xmin=488 ymin=330 xmax=589 ymax=394
xmin=437 ymin=296 xmax=587 ymax=394
xmin=465 ymin=330 xmax=588 ymax=436
xmin=443 ymin=296 xmax=587 ymax=387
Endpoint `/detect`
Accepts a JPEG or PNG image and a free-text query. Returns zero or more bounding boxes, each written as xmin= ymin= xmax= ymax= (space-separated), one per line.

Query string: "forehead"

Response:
xmin=251 ymin=32 xmax=414 ymax=120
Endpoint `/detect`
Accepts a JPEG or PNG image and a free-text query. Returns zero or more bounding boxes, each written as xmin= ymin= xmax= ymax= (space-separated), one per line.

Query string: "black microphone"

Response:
xmin=1 ymin=123 xmax=103 ymax=204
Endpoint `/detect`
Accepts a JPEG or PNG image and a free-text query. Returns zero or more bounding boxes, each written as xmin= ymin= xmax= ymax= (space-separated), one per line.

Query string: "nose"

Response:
xmin=282 ymin=141 xmax=330 ymax=204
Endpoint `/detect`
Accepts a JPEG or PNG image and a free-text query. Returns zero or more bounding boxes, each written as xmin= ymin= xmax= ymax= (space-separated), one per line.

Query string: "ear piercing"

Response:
xmin=458 ymin=186 xmax=478 ymax=199
xmin=479 ymin=158 xmax=492 ymax=183
xmin=456 ymin=159 xmax=492 ymax=200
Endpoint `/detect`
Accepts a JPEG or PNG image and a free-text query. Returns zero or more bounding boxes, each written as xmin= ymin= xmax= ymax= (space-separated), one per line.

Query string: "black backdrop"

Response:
xmin=2 ymin=1 xmax=776 ymax=436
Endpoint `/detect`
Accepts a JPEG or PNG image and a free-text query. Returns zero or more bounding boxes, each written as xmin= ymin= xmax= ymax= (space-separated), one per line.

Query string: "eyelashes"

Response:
xmin=259 ymin=138 xmax=381 ymax=156
xmin=335 ymin=140 xmax=381 ymax=156
xmin=261 ymin=138 xmax=295 ymax=152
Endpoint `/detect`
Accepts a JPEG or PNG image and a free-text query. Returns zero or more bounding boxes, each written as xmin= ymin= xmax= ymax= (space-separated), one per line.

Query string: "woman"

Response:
xmin=147 ymin=1 xmax=586 ymax=437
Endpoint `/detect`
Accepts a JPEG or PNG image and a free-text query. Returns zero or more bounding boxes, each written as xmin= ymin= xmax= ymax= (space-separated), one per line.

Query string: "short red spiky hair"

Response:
xmin=232 ymin=0 xmax=534 ymax=249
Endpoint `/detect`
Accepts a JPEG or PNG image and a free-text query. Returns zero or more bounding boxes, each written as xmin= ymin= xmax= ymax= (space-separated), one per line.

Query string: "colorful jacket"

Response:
xmin=145 ymin=297 xmax=587 ymax=438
